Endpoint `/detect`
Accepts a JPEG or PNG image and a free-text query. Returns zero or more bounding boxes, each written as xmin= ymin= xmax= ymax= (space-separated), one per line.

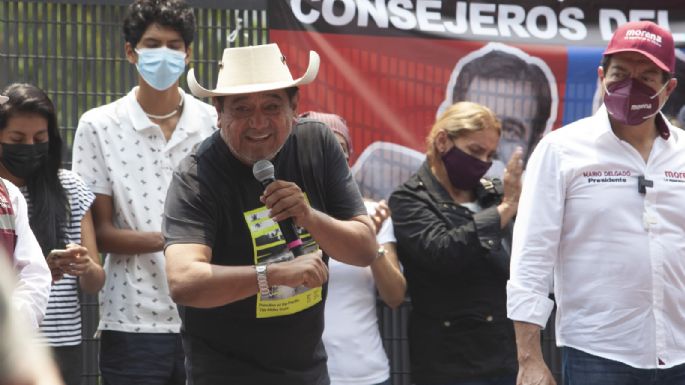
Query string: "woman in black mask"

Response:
xmin=388 ymin=101 xmax=523 ymax=385
xmin=0 ymin=83 xmax=105 ymax=385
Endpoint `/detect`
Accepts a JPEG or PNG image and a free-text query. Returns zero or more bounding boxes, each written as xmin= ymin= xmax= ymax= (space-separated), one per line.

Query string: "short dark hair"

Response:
xmin=0 ymin=83 xmax=68 ymax=255
xmin=452 ymin=50 xmax=552 ymax=160
xmin=600 ymin=55 xmax=672 ymax=84
xmin=123 ymin=0 xmax=195 ymax=48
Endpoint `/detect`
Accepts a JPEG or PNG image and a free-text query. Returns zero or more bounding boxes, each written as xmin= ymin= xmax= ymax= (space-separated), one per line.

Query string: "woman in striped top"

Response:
xmin=0 ymin=83 xmax=105 ymax=385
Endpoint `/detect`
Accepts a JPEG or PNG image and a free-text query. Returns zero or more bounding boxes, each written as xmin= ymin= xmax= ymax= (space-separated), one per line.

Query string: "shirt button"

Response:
xmin=643 ymin=213 xmax=657 ymax=229
xmin=443 ymin=321 xmax=451 ymax=327
xmin=485 ymin=315 xmax=493 ymax=322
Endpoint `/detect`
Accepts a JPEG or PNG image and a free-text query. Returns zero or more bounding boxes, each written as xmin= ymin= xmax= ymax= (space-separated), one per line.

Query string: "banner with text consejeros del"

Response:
xmin=268 ymin=1 xmax=685 ymax=199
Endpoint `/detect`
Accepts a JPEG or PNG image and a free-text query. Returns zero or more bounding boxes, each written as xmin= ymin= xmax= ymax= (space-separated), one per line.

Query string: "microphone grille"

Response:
xmin=252 ymin=159 xmax=275 ymax=183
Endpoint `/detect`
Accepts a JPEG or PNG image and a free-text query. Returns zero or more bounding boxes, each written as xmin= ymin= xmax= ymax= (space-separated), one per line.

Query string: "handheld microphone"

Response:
xmin=253 ymin=160 xmax=305 ymax=257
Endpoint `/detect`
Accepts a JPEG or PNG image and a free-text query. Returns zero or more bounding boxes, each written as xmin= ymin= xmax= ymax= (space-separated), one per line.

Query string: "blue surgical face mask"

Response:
xmin=135 ymin=47 xmax=187 ymax=91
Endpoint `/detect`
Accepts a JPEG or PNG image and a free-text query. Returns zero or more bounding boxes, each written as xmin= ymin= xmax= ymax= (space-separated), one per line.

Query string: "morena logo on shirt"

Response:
xmin=664 ymin=171 xmax=685 ymax=183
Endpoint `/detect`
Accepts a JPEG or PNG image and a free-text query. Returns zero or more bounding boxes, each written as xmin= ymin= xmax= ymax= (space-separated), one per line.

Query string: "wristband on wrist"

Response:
xmin=255 ymin=264 xmax=271 ymax=297
xmin=376 ymin=245 xmax=387 ymax=261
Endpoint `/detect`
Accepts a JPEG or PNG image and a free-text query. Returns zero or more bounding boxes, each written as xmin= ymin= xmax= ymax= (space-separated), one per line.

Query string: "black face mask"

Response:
xmin=0 ymin=142 xmax=49 ymax=179
xmin=441 ymin=146 xmax=491 ymax=191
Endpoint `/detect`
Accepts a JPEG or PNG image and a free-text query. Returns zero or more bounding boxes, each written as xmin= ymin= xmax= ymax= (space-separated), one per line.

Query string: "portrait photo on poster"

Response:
xmin=437 ymin=42 xmax=559 ymax=179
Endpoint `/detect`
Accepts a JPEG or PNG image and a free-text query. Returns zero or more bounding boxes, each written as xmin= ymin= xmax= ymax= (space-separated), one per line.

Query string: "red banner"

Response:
xmin=269 ymin=0 xmax=685 ymax=198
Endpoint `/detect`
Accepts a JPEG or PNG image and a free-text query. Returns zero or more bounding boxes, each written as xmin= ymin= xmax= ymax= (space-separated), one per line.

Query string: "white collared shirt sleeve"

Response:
xmin=377 ymin=217 xmax=396 ymax=245
xmin=70 ymin=88 xmax=217 ymax=334
xmin=72 ymin=117 xmax=112 ymax=196
xmin=507 ymin=137 xmax=565 ymax=328
xmin=8 ymin=181 xmax=51 ymax=329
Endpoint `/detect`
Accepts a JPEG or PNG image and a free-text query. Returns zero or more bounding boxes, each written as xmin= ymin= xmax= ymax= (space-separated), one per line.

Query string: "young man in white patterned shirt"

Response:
xmin=72 ymin=1 xmax=216 ymax=384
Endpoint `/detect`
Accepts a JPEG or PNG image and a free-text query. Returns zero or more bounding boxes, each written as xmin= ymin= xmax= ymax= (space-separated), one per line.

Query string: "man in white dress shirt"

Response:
xmin=507 ymin=21 xmax=685 ymax=385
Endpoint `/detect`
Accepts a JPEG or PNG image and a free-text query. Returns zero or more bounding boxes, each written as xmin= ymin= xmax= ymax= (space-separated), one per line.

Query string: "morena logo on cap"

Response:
xmin=604 ymin=21 xmax=675 ymax=73
xmin=625 ymin=29 xmax=663 ymax=47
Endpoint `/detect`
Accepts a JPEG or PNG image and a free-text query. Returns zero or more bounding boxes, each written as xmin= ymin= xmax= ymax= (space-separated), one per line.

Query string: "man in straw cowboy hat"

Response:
xmin=162 ymin=43 xmax=377 ymax=384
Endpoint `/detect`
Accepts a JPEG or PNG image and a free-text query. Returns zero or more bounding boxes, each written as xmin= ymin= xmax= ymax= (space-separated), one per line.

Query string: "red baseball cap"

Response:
xmin=604 ymin=21 xmax=675 ymax=73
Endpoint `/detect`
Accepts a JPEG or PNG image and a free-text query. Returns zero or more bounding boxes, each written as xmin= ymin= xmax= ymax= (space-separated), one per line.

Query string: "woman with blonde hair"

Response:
xmin=389 ymin=101 xmax=523 ymax=385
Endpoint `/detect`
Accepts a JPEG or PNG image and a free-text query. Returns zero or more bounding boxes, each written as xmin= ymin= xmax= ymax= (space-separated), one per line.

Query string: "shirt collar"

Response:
xmin=655 ymin=113 xmax=671 ymax=140
xmin=417 ymin=160 xmax=453 ymax=204
xmin=595 ymin=104 xmax=672 ymax=141
xmin=176 ymin=90 xmax=201 ymax=134
xmin=126 ymin=87 xmax=197 ymax=133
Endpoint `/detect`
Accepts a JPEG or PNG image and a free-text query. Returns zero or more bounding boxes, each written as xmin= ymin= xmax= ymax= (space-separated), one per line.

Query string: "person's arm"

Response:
xmin=48 ymin=210 xmax=105 ymax=294
xmin=91 ymin=194 xmax=164 ymax=254
xmin=0 ymin=257 xmax=64 ymax=385
xmin=498 ymin=147 xmax=524 ymax=228
xmin=76 ymin=210 xmax=105 ymax=293
xmin=371 ymin=242 xmax=405 ymax=308
xmin=514 ymin=321 xmax=556 ymax=385
xmin=304 ymin=211 xmax=376 ymax=266
xmin=262 ymin=180 xmax=377 ymax=267
xmin=507 ymin=138 xmax=566 ymax=385
xmin=368 ymin=202 xmax=406 ymax=308
xmin=165 ymin=243 xmax=328 ymax=308
xmin=10 ymin=186 xmax=51 ymax=328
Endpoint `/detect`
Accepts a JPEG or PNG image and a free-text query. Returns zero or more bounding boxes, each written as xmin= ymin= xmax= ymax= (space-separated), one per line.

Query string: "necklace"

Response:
xmin=145 ymin=96 xmax=184 ymax=120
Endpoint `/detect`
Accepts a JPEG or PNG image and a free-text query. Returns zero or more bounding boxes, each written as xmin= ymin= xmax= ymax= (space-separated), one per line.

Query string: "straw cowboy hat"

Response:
xmin=187 ymin=43 xmax=320 ymax=97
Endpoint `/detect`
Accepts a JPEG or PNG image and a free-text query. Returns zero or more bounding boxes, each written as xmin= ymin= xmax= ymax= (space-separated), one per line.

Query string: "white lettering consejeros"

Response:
xmin=289 ymin=1 xmax=683 ymax=43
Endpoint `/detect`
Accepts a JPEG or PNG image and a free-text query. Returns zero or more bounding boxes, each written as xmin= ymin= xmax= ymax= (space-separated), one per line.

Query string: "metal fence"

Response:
xmin=0 ymin=0 xmax=267 ymax=157
xmin=1 ymin=1 xmax=266 ymax=384
xmin=0 ymin=1 xmax=561 ymax=384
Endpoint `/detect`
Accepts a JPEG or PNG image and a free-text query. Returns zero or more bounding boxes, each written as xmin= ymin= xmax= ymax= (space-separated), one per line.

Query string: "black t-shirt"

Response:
xmin=163 ymin=120 xmax=366 ymax=385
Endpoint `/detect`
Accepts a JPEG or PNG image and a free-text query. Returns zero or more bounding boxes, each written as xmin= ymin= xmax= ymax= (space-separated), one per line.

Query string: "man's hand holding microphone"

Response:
xmin=253 ymin=160 xmax=328 ymax=289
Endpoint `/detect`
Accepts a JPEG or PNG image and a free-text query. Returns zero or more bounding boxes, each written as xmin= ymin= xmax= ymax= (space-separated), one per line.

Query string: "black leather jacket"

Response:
xmin=388 ymin=161 xmax=517 ymax=384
